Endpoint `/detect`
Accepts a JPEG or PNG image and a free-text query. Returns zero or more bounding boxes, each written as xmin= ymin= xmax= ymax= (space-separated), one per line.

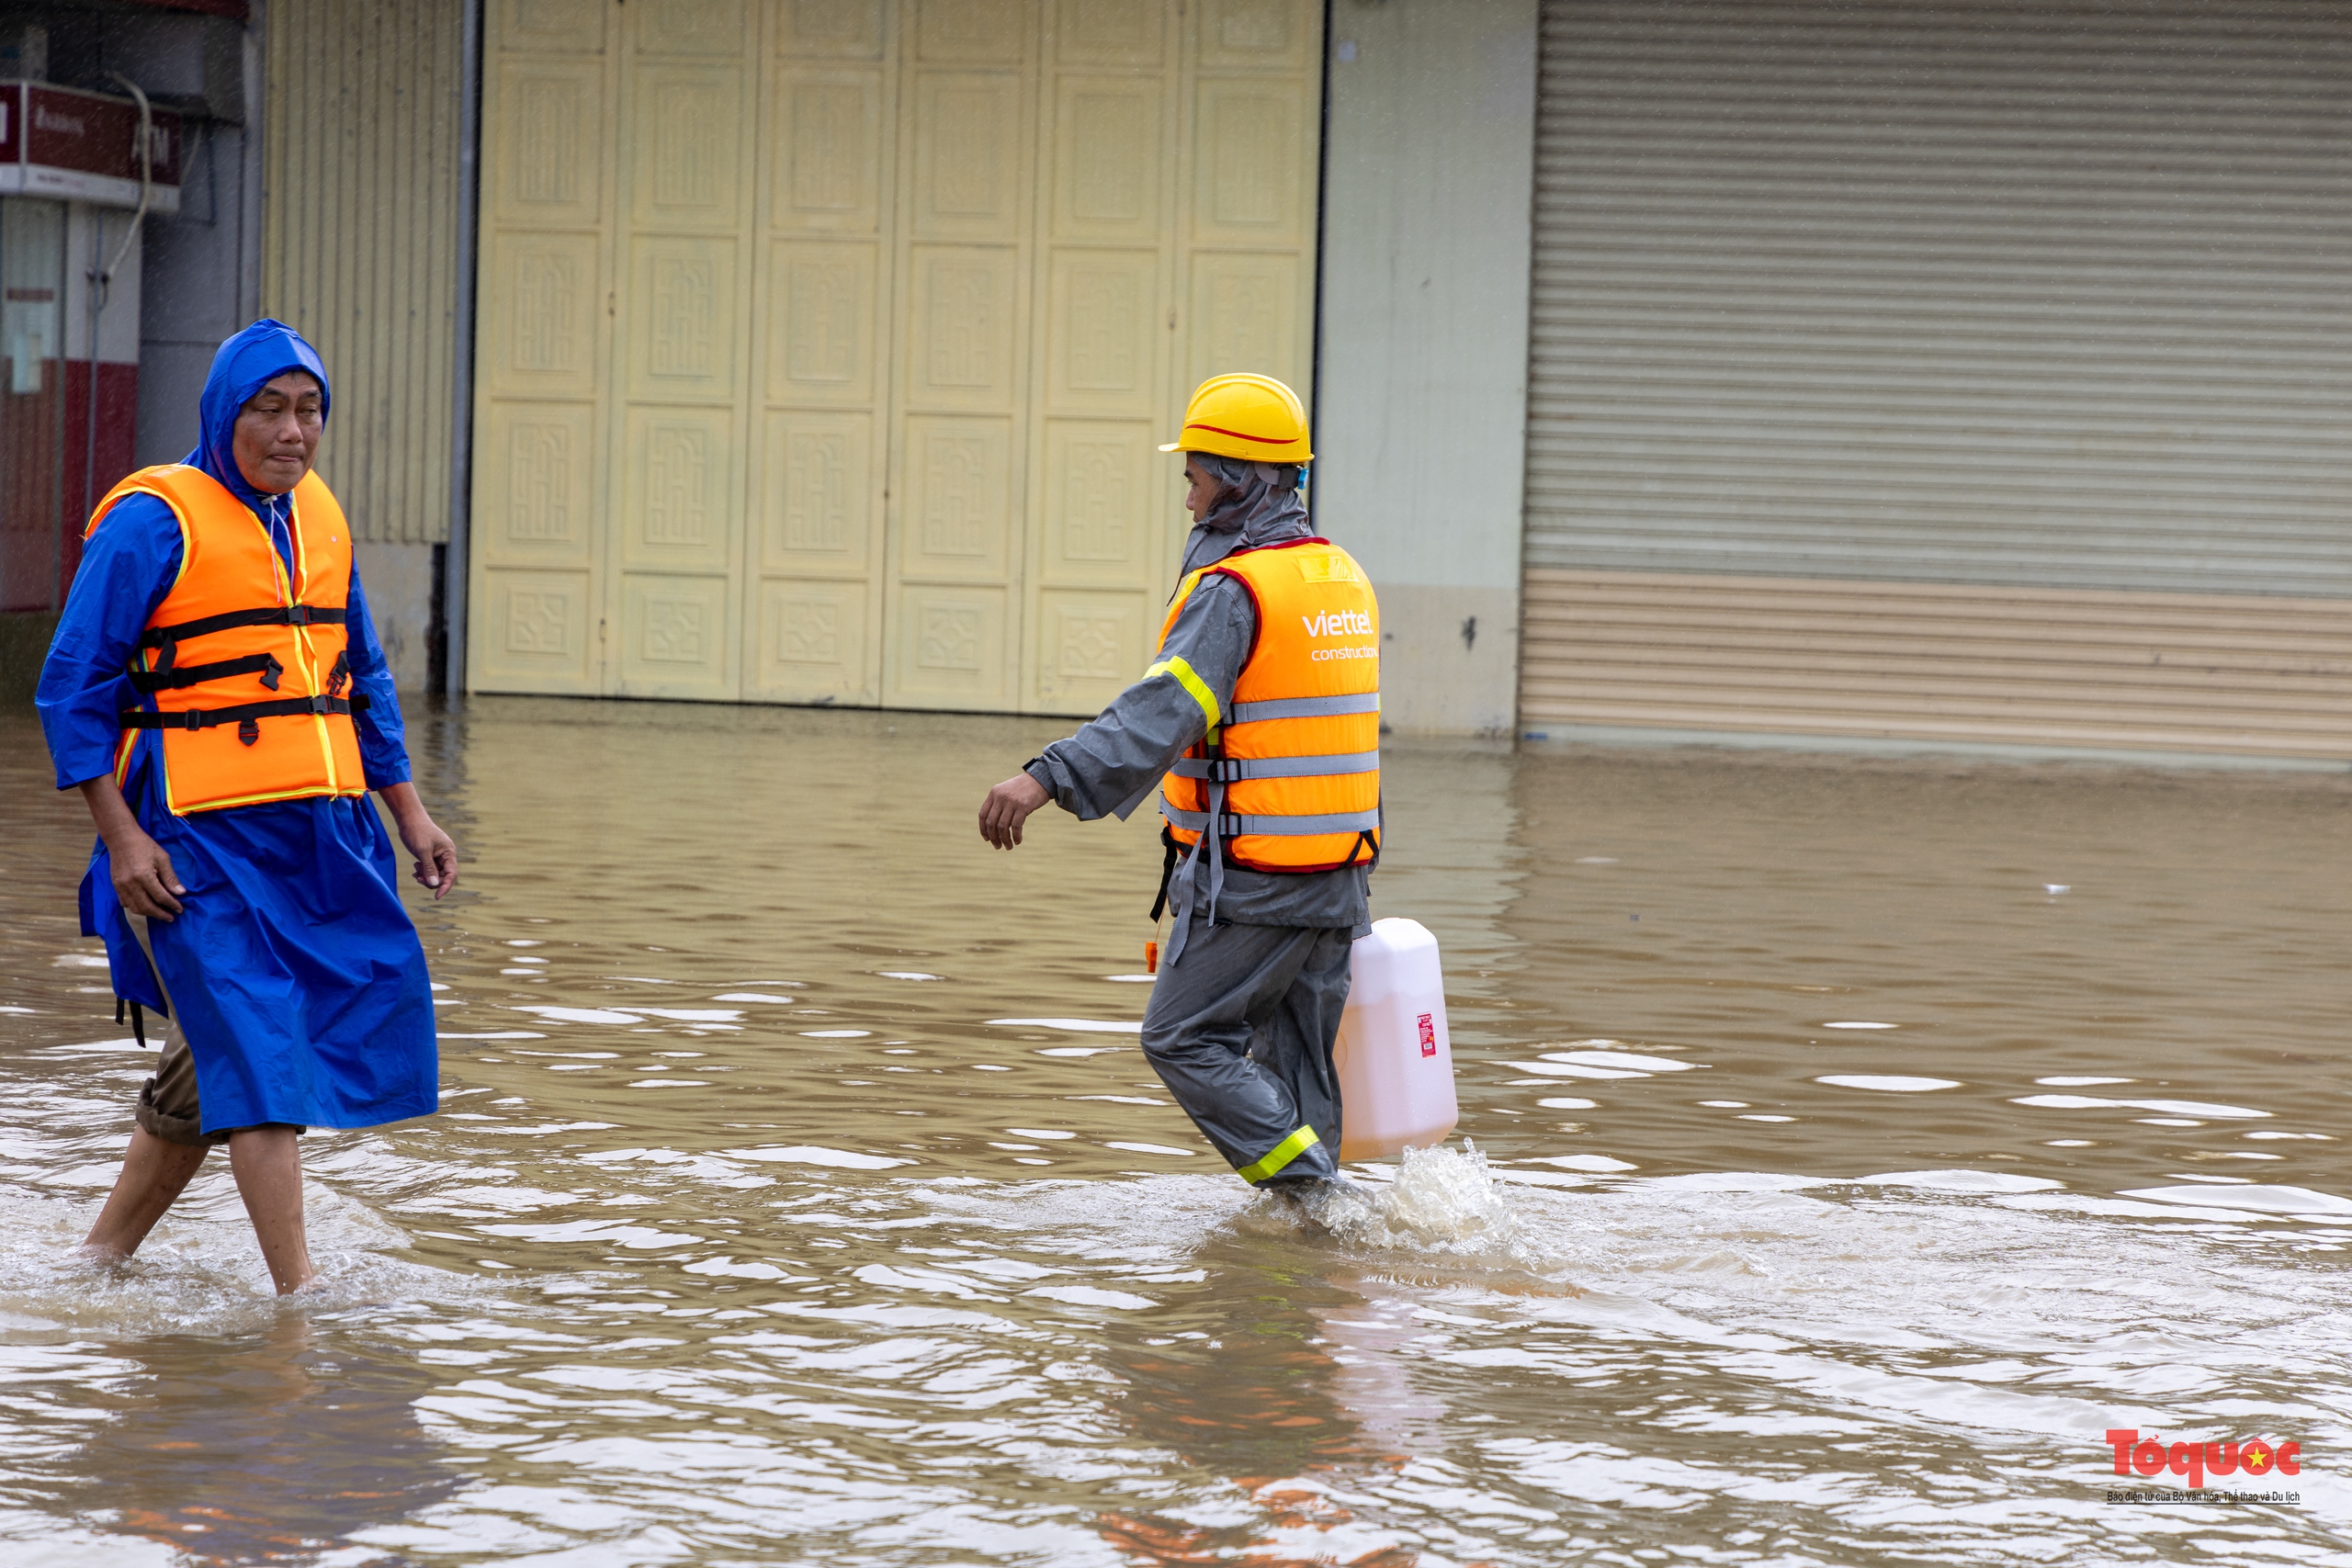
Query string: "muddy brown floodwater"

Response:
xmin=3 ymin=697 xmax=2349 ymax=1566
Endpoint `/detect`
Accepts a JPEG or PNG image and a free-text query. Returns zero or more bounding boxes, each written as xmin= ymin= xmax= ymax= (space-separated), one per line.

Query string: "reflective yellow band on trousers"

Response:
xmin=1237 ymin=1123 xmax=1321 ymax=1184
xmin=1146 ymin=656 xmax=1221 ymax=743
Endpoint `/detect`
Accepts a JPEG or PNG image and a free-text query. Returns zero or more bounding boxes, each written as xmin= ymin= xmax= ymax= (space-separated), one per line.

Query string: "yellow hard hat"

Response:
xmin=1159 ymin=373 xmax=1311 ymax=465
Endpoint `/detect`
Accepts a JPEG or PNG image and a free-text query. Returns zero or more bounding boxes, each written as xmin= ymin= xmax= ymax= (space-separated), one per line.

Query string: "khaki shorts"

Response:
xmin=127 ymin=919 xmax=302 ymax=1147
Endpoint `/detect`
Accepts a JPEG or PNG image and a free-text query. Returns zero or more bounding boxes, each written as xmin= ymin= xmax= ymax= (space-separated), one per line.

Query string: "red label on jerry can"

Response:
xmin=1418 ymin=1013 xmax=1436 ymax=1056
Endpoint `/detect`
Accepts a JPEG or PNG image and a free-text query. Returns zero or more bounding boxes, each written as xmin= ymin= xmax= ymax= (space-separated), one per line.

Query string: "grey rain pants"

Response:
xmin=1140 ymin=920 xmax=1351 ymax=1185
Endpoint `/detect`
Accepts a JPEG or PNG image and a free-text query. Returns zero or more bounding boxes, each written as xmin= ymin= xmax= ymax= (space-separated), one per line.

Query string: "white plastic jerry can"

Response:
xmin=1331 ymin=917 xmax=1459 ymax=1162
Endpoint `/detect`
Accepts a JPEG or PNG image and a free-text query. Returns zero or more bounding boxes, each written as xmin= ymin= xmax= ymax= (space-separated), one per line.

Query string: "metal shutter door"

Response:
xmin=265 ymin=0 xmax=466 ymax=551
xmin=1520 ymin=0 xmax=2352 ymax=759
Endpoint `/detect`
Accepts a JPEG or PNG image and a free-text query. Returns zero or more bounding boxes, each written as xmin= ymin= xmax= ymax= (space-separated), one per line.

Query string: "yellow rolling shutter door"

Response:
xmin=469 ymin=0 xmax=1321 ymax=714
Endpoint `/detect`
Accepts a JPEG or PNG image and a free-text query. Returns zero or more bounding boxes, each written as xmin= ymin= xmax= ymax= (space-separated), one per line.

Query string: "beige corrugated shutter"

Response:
xmin=467 ymin=0 xmax=1321 ymax=713
xmin=262 ymin=0 xmax=467 ymax=547
xmin=1521 ymin=0 xmax=2352 ymax=760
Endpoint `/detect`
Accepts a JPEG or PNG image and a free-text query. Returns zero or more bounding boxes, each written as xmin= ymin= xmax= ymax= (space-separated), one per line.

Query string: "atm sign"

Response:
xmin=0 ymin=83 xmax=185 ymax=208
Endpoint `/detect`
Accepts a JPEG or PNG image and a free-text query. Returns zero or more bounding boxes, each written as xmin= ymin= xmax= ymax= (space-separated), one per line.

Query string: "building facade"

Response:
xmin=3 ymin=0 xmax=2345 ymax=764
xmin=0 ymin=0 xmax=253 ymax=626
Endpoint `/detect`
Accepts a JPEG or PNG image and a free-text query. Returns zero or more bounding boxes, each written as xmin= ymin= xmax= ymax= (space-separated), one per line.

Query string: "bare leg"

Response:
xmin=228 ymin=1128 xmax=317 ymax=1295
xmin=82 ymin=1128 xmax=210 ymax=1259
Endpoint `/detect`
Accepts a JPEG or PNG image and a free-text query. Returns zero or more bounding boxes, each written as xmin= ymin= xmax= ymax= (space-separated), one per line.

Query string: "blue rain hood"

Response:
xmin=186 ymin=319 xmax=332 ymax=508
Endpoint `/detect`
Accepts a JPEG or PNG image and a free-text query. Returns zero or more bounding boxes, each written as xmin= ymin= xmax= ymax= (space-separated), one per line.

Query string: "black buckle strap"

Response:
xmin=126 ymin=650 xmax=283 ymax=694
xmin=138 ymin=603 xmax=346 ymax=645
xmin=137 ymin=604 xmax=347 ymax=669
xmin=1148 ymin=827 xmax=1182 ymax=922
xmin=119 ymin=694 xmax=360 ymax=732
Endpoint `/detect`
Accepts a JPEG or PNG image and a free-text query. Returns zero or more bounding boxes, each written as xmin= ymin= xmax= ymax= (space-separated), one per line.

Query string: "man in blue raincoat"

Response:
xmin=36 ymin=320 xmax=456 ymax=1294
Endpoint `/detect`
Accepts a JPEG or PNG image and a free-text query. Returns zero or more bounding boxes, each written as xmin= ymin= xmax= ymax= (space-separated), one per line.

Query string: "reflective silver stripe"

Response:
xmin=1160 ymin=804 xmax=1380 ymax=837
xmin=1227 ymin=809 xmax=1382 ymax=836
xmin=1167 ymin=750 xmax=1378 ymax=781
xmin=1227 ymin=692 xmax=1380 ymax=725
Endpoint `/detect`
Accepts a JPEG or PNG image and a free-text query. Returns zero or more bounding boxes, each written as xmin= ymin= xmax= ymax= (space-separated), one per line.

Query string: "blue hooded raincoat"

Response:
xmin=35 ymin=320 xmax=439 ymax=1134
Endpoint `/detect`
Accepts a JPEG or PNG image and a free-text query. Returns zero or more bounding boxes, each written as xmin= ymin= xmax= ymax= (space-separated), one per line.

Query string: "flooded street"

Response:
xmin=3 ymin=698 xmax=2349 ymax=1565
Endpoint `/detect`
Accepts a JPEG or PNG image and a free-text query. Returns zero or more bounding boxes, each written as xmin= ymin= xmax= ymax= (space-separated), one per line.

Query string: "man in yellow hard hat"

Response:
xmin=978 ymin=375 xmax=1380 ymax=1195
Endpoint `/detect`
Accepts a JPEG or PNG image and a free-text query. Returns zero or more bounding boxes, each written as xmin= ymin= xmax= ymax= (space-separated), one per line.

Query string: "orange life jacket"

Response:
xmin=1156 ymin=537 xmax=1381 ymax=873
xmin=89 ymin=465 xmax=369 ymax=817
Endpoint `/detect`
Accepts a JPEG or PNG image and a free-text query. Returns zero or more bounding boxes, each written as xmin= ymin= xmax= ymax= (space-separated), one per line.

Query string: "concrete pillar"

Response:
xmin=353 ymin=542 xmax=438 ymax=694
xmin=1316 ymin=0 xmax=1539 ymax=739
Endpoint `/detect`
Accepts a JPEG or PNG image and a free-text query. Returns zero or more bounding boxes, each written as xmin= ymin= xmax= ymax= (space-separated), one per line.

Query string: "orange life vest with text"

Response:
xmin=1156 ymin=537 xmax=1381 ymax=873
xmin=90 ymin=464 xmax=368 ymax=816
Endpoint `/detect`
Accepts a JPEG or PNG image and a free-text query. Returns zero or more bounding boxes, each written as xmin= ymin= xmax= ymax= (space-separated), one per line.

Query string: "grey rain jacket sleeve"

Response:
xmin=1025 ymin=573 xmax=1254 ymax=821
xmin=1026 ymin=572 xmax=1372 ymax=931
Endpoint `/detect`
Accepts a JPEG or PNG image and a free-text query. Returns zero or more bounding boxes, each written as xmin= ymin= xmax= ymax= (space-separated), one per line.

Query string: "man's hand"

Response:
xmin=379 ymin=782 xmax=459 ymax=899
xmin=78 ymin=776 xmax=185 ymax=919
xmin=111 ymin=830 xmax=186 ymax=919
xmin=978 ymin=772 xmax=1051 ymax=851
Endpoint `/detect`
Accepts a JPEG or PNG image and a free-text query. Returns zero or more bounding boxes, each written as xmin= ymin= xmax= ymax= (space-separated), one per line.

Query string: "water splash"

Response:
xmin=0 ymin=1170 xmax=483 ymax=1342
xmin=1276 ymin=1140 xmax=1533 ymax=1262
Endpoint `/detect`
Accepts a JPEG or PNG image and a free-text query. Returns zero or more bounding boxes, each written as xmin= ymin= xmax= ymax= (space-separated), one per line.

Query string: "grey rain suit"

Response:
xmin=1026 ymin=499 xmax=1371 ymax=1187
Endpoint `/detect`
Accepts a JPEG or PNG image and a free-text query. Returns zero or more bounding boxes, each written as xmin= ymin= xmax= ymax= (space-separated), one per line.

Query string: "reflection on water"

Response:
xmin=40 ymin=1317 xmax=458 ymax=1562
xmin=2 ymin=698 xmax=2348 ymax=1564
